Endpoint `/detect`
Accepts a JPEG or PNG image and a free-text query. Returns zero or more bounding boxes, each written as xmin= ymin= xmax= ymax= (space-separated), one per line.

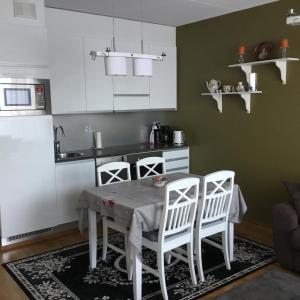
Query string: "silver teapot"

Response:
xmin=206 ymin=79 xmax=221 ymax=93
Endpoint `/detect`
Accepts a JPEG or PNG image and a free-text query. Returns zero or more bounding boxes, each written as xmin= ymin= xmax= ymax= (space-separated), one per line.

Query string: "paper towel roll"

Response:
xmin=94 ymin=131 xmax=102 ymax=149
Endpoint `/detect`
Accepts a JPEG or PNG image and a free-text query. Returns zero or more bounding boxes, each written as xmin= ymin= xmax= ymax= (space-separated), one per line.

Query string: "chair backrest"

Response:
xmin=136 ymin=156 xmax=166 ymax=179
xmin=97 ymin=161 xmax=131 ymax=186
xmin=158 ymin=177 xmax=200 ymax=242
xmin=196 ymin=170 xmax=235 ymax=227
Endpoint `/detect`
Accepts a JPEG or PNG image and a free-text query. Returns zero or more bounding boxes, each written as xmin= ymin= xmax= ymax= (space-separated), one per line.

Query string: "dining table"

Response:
xmin=78 ymin=172 xmax=247 ymax=300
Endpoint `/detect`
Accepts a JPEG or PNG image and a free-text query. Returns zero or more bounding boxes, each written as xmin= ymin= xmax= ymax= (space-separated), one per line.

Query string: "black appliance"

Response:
xmin=160 ymin=126 xmax=172 ymax=144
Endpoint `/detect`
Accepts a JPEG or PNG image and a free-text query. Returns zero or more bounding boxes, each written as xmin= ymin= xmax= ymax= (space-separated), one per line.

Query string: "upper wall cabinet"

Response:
xmin=45 ymin=8 xmax=176 ymax=114
xmin=46 ymin=8 xmax=114 ymax=114
xmin=0 ymin=0 xmax=45 ymax=27
xmin=113 ymin=19 xmax=150 ymax=111
xmin=48 ymin=34 xmax=86 ymax=114
xmin=84 ymin=37 xmax=114 ymax=112
xmin=0 ymin=0 xmax=48 ymax=76
xmin=143 ymin=23 xmax=177 ymax=110
xmin=148 ymin=45 xmax=177 ymax=110
xmin=0 ymin=23 xmax=48 ymax=66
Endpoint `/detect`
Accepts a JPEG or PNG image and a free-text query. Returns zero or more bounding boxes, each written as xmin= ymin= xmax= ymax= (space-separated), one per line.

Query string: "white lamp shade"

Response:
xmin=133 ymin=58 xmax=153 ymax=77
xmin=105 ymin=56 xmax=127 ymax=76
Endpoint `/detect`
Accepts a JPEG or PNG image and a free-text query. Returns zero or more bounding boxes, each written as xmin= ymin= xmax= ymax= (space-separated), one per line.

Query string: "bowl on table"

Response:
xmin=152 ymin=175 xmax=167 ymax=188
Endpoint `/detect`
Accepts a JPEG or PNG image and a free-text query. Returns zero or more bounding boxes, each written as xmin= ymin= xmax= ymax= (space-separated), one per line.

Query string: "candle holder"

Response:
xmin=238 ymin=54 xmax=245 ymax=64
xmin=280 ymin=47 xmax=288 ymax=58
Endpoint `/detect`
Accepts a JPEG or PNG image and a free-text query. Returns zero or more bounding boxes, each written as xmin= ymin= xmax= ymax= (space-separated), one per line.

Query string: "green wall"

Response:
xmin=167 ymin=0 xmax=300 ymax=224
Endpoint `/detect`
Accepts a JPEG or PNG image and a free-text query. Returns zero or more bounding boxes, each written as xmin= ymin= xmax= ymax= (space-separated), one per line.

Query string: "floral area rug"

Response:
xmin=3 ymin=233 xmax=275 ymax=300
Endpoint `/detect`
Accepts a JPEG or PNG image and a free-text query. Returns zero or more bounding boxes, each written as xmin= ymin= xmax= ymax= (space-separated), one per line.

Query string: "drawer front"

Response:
xmin=166 ymin=167 xmax=189 ymax=174
xmin=114 ymin=95 xmax=150 ymax=111
xmin=163 ymin=148 xmax=189 ymax=160
xmin=166 ymin=158 xmax=189 ymax=171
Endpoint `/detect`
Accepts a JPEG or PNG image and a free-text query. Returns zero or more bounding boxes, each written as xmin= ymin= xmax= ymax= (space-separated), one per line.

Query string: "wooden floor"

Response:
xmin=0 ymin=220 xmax=288 ymax=300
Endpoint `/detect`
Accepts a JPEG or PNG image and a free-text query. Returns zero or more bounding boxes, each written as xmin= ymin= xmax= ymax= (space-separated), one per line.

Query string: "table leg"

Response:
xmin=132 ymin=244 xmax=142 ymax=300
xmin=88 ymin=209 xmax=97 ymax=269
xmin=228 ymin=222 xmax=234 ymax=261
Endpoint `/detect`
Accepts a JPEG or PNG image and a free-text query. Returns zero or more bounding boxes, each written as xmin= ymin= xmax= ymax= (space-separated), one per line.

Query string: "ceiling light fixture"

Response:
xmin=90 ymin=9 xmax=166 ymax=77
xmin=90 ymin=48 xmax=166 ymax=77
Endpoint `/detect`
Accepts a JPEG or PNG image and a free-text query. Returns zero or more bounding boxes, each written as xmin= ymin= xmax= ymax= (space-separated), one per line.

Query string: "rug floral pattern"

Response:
xmin=3 ymin=233 xmax=275 ymax=300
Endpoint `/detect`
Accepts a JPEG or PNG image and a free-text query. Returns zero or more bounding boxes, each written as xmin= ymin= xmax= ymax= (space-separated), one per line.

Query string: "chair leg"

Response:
xmin=165 ymin=252 xmax=172 ymax=265
xmin=157 ymin=250 xmax=168 ymax=300
xmin=196 ymin=237 xmax=205 ymax=282
xmin=222 ymin=230 xmax=231 ymax=270
xmin=125 ymin=234 xmax=132 ymax=280
xmin=187 ymin=240 xmax=197 ymax=285
xmin=102 ymin=217 xmax=108 ymax=261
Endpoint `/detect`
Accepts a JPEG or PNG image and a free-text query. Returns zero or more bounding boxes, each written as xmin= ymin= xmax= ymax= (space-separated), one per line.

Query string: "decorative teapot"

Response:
xmin=206 ymin=79 xmax=221 ymax=93
xmin=235 ymin=81 xmax=245 ymax=92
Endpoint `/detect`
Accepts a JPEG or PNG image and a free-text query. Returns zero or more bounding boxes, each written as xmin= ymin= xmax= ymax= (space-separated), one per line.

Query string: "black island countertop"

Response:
xmin=55 ymin=143 xmax=189 ymax=163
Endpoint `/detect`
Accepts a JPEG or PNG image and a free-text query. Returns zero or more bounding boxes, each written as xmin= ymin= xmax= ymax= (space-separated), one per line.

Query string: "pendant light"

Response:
xmin=89 ymin=1 xmax=166 ymax=76
xmin=133 ymin=58 xmax=152 ymax=77
xmin=104 ymin=47 xmax=127 ymax=76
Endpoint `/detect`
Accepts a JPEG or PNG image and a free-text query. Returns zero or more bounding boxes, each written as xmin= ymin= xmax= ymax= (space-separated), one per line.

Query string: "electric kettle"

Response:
xmin=173 ymin=130 xmax=184 ymax=145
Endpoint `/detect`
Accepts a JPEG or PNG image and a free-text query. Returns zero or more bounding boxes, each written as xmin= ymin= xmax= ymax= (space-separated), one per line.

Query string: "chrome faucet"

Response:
xmin=54 ymin=125 xmax=65 ymax=156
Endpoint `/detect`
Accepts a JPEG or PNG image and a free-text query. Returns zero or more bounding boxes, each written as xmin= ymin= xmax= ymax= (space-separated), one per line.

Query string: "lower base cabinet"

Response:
xmin=163 ymin=148 xmax=190 ymax=174
xmin=55 ymin=159 xmax=96 ymax=225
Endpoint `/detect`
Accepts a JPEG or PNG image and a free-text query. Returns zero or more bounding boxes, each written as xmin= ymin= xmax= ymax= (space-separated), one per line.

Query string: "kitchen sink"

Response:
xmin=57 ymin=152 xmax=84 ymax=159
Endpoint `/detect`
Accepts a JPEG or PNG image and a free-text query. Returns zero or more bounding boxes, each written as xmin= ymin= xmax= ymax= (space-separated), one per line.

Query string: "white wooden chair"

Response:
xmin=97 ymin=162 xmax=132 ymax=279
xmin=97 ymin=161 xmax=131 ymax=186
xmin=136 ymin=156 xmax=166 ymax=179
xmin=141 ymin=177 xmax=200 ymax=300
xmin=195 ymin=170 xmax=235 ymax=281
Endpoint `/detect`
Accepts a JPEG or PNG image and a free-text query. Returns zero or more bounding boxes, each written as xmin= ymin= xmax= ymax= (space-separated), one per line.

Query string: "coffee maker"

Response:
xmin=149 ymin=121 xmax=160 ymax=145
xmin=160 ymin=126 xmax=172 ymax=144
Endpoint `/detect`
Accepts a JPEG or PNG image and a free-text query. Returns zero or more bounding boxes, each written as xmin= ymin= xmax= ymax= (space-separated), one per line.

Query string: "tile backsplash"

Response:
xmin=53 ymin=111 xmax=166 ymax=151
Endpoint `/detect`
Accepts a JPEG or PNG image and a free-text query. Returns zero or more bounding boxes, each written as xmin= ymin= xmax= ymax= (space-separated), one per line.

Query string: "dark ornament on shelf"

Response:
xmin=252 ymin=42 xmax=274 ymax=61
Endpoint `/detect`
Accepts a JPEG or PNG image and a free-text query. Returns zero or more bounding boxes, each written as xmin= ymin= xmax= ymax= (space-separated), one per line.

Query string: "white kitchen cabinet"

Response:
xmin=0 ymin=23 xmax=48 ymax=67
xmin=113 ymin=42 xmax=150 ymax=95
xmin=0 ymin=116 xmax=57 ymax=245
xmin=0 ymin=1 xmax=48 ymax=77
xmin=148 ymin=45 xmax=177 ymax=110
xmin=114 ymin=95 xmax=150 ymax=111
xmin=55 ymin=159 xmax=95 ymax=225
xmin=45 ymin=8 xmax=177 ymax=113
xmin=0 ymin=0 xmax=45 ymax=27
xmin=113 ymin=19 xmax=150 ymax=110
xmin=143 ymin=23 xmax=177 ymax=110
xmin=163 ymin=148 xmax=190 ymax=174
xmin=46 ymin=8 xmax=115 ymax=113
xmin=48 ymin=34 xmax=86 ymax=114
xmin=84 ymin=37 xmax=114 ymax=112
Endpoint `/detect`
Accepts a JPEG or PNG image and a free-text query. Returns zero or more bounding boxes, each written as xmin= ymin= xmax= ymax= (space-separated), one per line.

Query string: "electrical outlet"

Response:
xmin=85 ymin=125 xmax=92 ymax=133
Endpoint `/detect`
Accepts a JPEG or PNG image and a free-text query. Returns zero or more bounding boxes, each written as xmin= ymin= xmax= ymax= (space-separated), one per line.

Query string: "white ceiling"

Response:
xmin=45 ymin=0 xmax=277 ymax=27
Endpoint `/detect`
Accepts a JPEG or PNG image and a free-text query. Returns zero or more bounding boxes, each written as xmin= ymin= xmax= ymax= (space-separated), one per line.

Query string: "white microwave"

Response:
xmin=0 ymin=78 xmax=51 ymax=116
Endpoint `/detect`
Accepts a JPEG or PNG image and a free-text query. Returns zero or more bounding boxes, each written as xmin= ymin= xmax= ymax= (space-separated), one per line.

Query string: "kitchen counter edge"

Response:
xmin=55 ymin=144 xmax=189 ymax=163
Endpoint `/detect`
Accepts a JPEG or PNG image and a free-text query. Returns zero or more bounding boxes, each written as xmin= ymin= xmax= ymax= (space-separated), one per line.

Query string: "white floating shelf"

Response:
xmin=228 ymin=58 xmax=299 ymax=85
xmin=201 ymin=91 xmax=262 ymax=114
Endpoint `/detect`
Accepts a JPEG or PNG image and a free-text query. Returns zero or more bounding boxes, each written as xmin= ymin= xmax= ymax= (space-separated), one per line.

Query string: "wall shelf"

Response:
xmin=228 ymin=58 xmax=299 ymax=85
xmin=201 ymin=91 xmax=262 ymax=114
